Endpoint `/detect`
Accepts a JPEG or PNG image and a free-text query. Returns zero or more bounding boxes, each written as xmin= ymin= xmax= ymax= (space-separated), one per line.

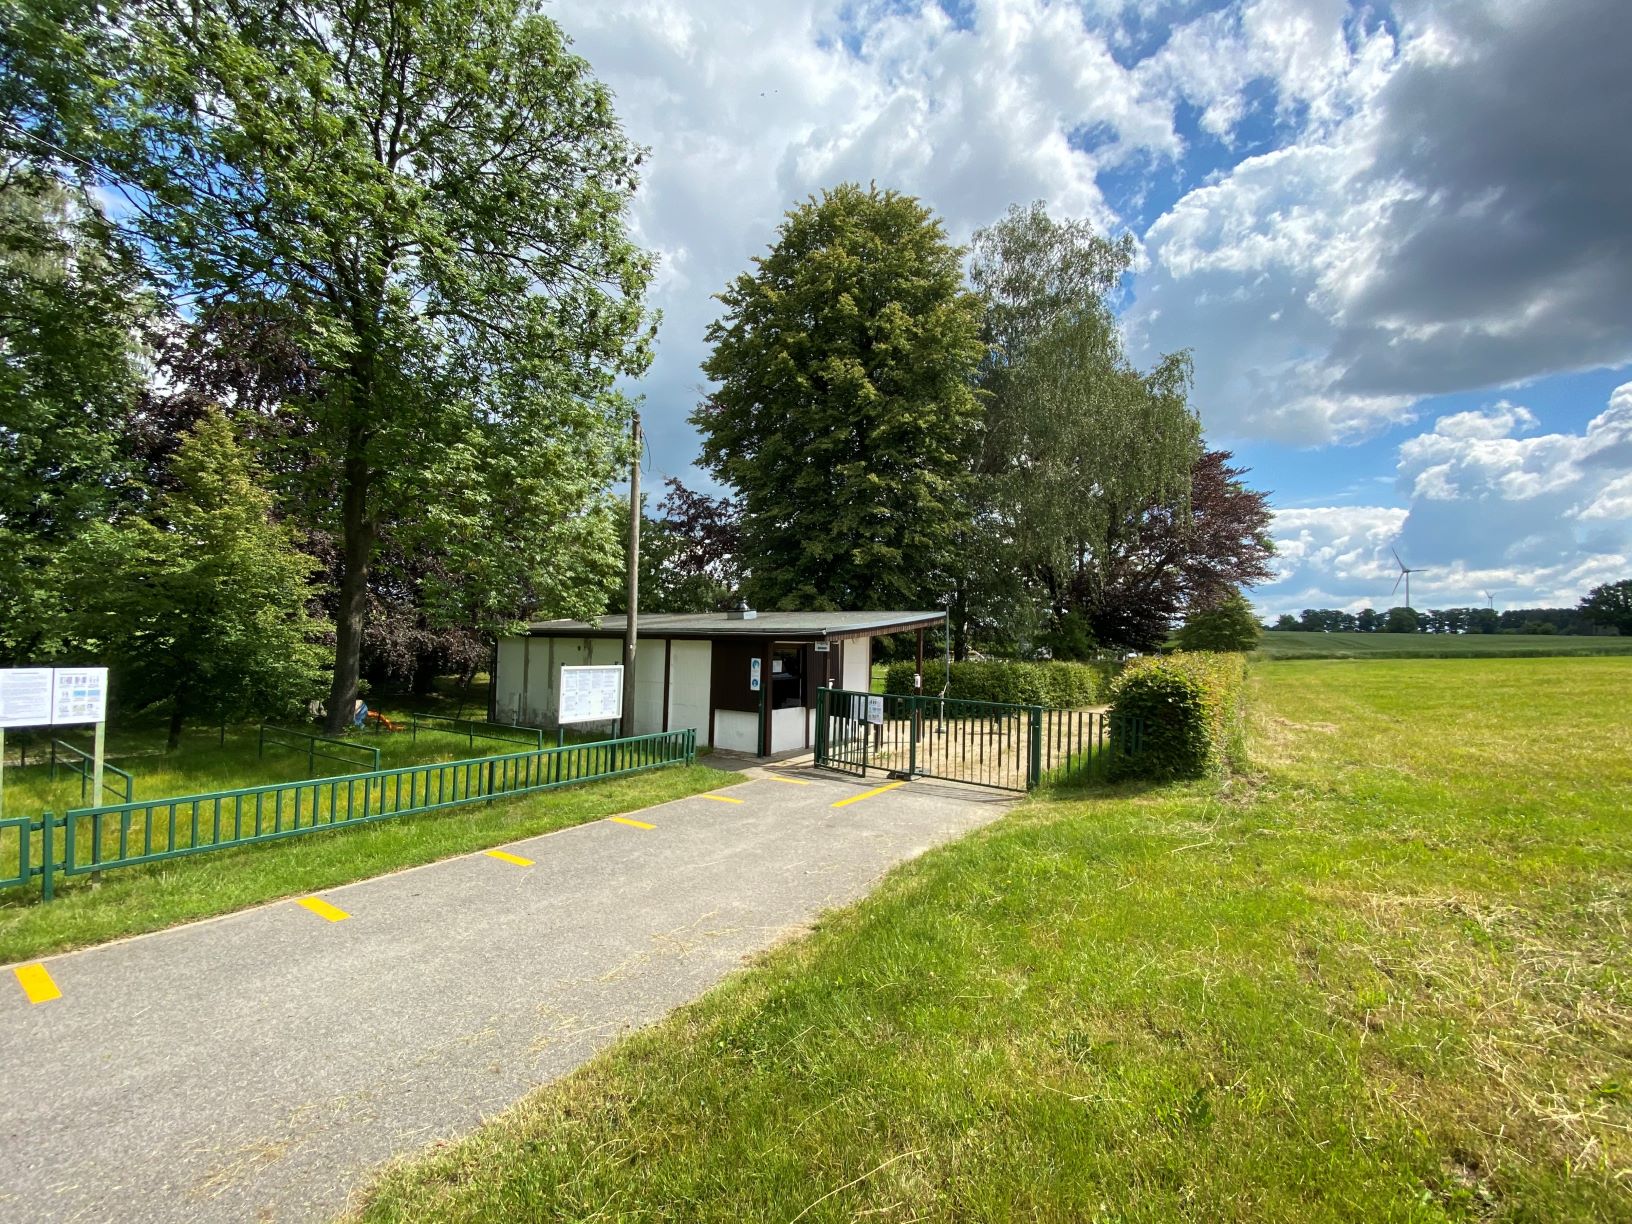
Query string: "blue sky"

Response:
xmin=547 ymin=0 xmax=1632 ymax=617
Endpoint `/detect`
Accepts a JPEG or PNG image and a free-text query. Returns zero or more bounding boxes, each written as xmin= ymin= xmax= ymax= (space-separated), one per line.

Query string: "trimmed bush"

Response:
xmin=881 ymin=659 xmax=1111 ymax=707
xmin=1106 ymin=651 xmax=1248 ymax=781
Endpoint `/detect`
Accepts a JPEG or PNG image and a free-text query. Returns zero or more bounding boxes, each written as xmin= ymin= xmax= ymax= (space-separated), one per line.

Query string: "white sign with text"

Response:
xmin=0 ymin=668 xmax=54 ymax=728
xmin=52 ymin=667 xmax=108 ymax=726
xmin=559 ymin=664 xmax=624 ymax=724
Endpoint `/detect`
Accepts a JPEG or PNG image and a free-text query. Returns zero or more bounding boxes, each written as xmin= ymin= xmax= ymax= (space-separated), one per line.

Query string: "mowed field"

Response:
xmin=1256 ymin=630 xmax=1632 ymax=660
xmin=355 ymin=657 xmax=1632 ymax=1223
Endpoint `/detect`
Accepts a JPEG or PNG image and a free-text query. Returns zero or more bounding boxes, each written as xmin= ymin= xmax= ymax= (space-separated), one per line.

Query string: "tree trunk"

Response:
xmin=325 ymin=434 xmax=373 ymax=734
xmin=167 ymin=698 xmax=185 ymax=752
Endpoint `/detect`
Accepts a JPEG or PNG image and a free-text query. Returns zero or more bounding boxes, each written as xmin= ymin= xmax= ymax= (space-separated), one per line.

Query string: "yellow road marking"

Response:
xmin=610 ymin=816 xmax=656 ymax=830
xmin=766 ymin=775 xmax=813 ymax=786
xmin=485 ymin=849 xmax=534 ymax=867
xmin=699 ymin=793 xmax=745 ymax=805
xmin=14 ymin=963 xmax=60 ymax=1005
xmin=296 ymin=896 xmax=350 ymax=922
xmin=832 ymin=781 xmax=906 ymax=808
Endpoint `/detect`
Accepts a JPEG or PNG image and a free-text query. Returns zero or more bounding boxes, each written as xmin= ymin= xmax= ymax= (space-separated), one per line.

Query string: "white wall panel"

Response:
xmin=714 ymin=709 xmax=759 ymax=754
xmin=666 ymin=641 xmax=712 ymax=747
xmin=842 ymin=641 xmax=870 ymax=692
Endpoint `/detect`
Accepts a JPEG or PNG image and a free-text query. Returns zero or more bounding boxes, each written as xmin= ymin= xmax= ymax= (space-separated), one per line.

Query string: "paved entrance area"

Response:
xmin=0 ymin=766 xmax=1011 ymax=1223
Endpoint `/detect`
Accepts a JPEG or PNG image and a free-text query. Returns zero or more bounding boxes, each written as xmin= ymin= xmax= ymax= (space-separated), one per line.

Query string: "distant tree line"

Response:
xmin=1270 ymin=592 xmax=1627 ymax=636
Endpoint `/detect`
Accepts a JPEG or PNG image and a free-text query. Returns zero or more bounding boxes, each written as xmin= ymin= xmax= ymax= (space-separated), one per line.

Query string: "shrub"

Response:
xmin=1106 ymin=651 xmax=1248 ymax=781
xmin=880 ymin=659 xmax=1111 ymax=706
xmin=1175 ymin=592 xmax=1261 ymax=652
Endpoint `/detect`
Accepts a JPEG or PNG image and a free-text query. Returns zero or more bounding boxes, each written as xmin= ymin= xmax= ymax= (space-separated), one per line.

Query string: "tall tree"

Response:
xmin=694 ymin=183 xmax=985 ymax=611
xmin=33 ymin=0 xmax=655 ymax=730
xmin=62 ymin=409 xmax=329 ymax=748
xmin=965 ymin=203 xmax=1202 ymax=651
xmin=0 ymin=174 xmax=146 ymax=662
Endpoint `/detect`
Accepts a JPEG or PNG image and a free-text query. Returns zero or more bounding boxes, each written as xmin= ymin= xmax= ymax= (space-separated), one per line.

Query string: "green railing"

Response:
xmin=410 ymin=713 xmax=545 ymax=751
xmin=258 ymin=724 xmax=381 ymax=774
xmin=10 ymin=728 xmax=695 ymax=902
xmin=814 ymin=688 xmax=1143 ymax=791
xmin=49 ymin=739 xmax=134 ymax=805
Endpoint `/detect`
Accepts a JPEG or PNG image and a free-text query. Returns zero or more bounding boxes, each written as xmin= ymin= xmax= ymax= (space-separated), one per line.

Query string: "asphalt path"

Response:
xmin=0 ymin=764 xmax=1011 ymax=1223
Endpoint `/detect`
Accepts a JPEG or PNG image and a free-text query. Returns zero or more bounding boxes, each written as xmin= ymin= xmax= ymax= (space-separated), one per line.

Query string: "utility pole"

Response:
xmin=621 ymin=410 xmax=641 ymax=738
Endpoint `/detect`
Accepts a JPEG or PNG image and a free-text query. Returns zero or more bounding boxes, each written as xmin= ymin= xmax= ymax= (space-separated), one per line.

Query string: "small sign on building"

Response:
xmin=749 ymin=658 xmax=762 ymax=692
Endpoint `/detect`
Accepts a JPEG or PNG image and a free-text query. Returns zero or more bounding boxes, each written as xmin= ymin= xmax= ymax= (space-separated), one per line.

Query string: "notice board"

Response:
xmin=559 ymin=664 xmax=623 ymax=724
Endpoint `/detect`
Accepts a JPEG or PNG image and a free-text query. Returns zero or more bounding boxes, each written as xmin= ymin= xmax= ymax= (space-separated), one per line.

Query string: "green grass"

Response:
xmin=353 ymin=656 xmax=1632 ymax=1222
xmin=0 ymin=700 xmax=736 ymax=964
xmin=1255 ymin=630 xmax=1632 ymax=660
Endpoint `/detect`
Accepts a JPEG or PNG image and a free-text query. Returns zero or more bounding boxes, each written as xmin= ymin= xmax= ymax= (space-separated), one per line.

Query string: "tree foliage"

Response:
xmin=34 ymin=0 xmax=655 ymax=728
xmin=1580 ymin=579 xmax=1632 ymax=636
xmin=0 ymin=172 xmax=147 ymax=662
xmin=1175 ymin=591 xmax=1262 ymax=653
xmin=694 ymin=183 xmax=985 ymax=611
xmin=639 ymin=478 xmax=742 ymax=613
xmin=62 ymin=409 xmax=329 ymax=747
xmin=962 ymin=203 xmax=1208 ymax=652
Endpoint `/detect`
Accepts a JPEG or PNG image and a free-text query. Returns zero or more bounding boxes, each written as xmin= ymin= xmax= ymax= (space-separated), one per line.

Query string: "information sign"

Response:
xmin=866 ymin=695 xmax=884 ymax=725
xmin=0 ymin=668 xmax=54 ymax=728
xmin=559 ymin=664 xmax=624 ymax=724
xmin=749 ymin=658 xmax=762 ymax=692
xmin=52 ymin=667 xmax=108 ymax=726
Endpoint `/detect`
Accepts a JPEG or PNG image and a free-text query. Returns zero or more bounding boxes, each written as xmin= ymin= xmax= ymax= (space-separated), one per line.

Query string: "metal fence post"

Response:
xmin=908 ymin=695 xmax=919 ymax=779
xmin=1027 ymin=706 xmax=1043 ymax=789
xmin=40 ymin=810 xmax=54 ymax=902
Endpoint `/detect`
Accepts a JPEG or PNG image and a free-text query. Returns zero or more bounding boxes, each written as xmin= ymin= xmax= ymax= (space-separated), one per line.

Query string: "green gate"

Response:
xmin=814 ymin=687 xmax=1141 ymax=792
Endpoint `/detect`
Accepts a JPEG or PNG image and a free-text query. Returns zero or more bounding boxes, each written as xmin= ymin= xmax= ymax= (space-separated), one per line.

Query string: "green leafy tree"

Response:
xmin=1384 ymin=606 xmax=1421 ymax=633
xmin=63 ymin=409 xmax=330 ymax=748
xmin=694 ymin=183 xmax=985 ymax=611
xmin=0 ymin=173 xmax=147 ymax=662
xmin=966 ymin=203 xmax=1202 ymax=650
xmin=1175 ymin=592 xmax=1262 ymax=652
xmin=35 ymin=0 xmax=655 ymax=730
xmin=1580 ymin=579 xmax=1632 ymax=635
xmin=1273 ymin=614 xmax=1298 ymax=631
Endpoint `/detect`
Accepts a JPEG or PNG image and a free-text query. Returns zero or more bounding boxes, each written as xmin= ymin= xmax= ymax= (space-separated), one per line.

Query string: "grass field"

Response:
xmin=354 ymin=656 xmax=1632 ymax=1223
xmin=0 ymin=697 xmax=735 ymax=964
xmin=1255 ymin=630 xmax=1632 ymax=660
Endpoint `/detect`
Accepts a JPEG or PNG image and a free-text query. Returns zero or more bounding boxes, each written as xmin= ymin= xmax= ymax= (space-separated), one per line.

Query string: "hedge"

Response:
xmin=880 ymin=659 xmax=1112 ymax=707
xmin=1105 ymin=650 xmax=1248 ymax=781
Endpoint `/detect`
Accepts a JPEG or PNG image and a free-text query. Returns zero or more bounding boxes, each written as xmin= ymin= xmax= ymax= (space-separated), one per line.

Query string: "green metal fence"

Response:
xmin=814 ymin=688 xmax=1142 ymax=791
xmin=49 ymin=739 xmax=134 ymax=805
xmin=410 ymin=713 xmax=545 ymax=751
xmin=258 ymin=724 xmax=381 ymax=773
xmin=7 ymin=728 xmax=694 ymax=902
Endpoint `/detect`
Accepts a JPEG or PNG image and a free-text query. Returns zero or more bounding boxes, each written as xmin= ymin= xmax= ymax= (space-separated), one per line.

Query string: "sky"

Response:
xmin=545 ymin=0 xmax=1632 ymax=619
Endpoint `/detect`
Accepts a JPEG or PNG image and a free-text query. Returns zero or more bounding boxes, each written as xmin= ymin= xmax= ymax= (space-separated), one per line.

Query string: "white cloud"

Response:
xmin=1130 ymin=0 xmax=1632 ymax=445
xmin=549 ymin=0 xmax=1179 ymax=483
xmin=1257 ymin=381 xmax=1632 ymax=614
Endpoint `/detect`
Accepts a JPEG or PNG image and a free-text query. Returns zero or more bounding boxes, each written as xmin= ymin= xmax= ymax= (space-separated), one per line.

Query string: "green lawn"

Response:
xmin=354 ymin=657 xmax=1632 ymax=1223
xmin=1255 ymin=630 xmax=1632 ymax=660
xmin=0 ymin=701 xmax=736 ymax=964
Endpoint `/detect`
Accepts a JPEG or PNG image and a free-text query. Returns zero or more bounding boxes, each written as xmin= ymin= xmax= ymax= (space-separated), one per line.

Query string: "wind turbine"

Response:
xmin=1482 ymin=590 xmax=1496 ymax=610
xmin=1390 ymin=548 xmax=1427 ymax=609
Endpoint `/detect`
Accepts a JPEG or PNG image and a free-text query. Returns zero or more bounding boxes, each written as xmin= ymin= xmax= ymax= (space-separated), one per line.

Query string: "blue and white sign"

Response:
xmin=749 ymin=658 xmax=762 ymax=692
